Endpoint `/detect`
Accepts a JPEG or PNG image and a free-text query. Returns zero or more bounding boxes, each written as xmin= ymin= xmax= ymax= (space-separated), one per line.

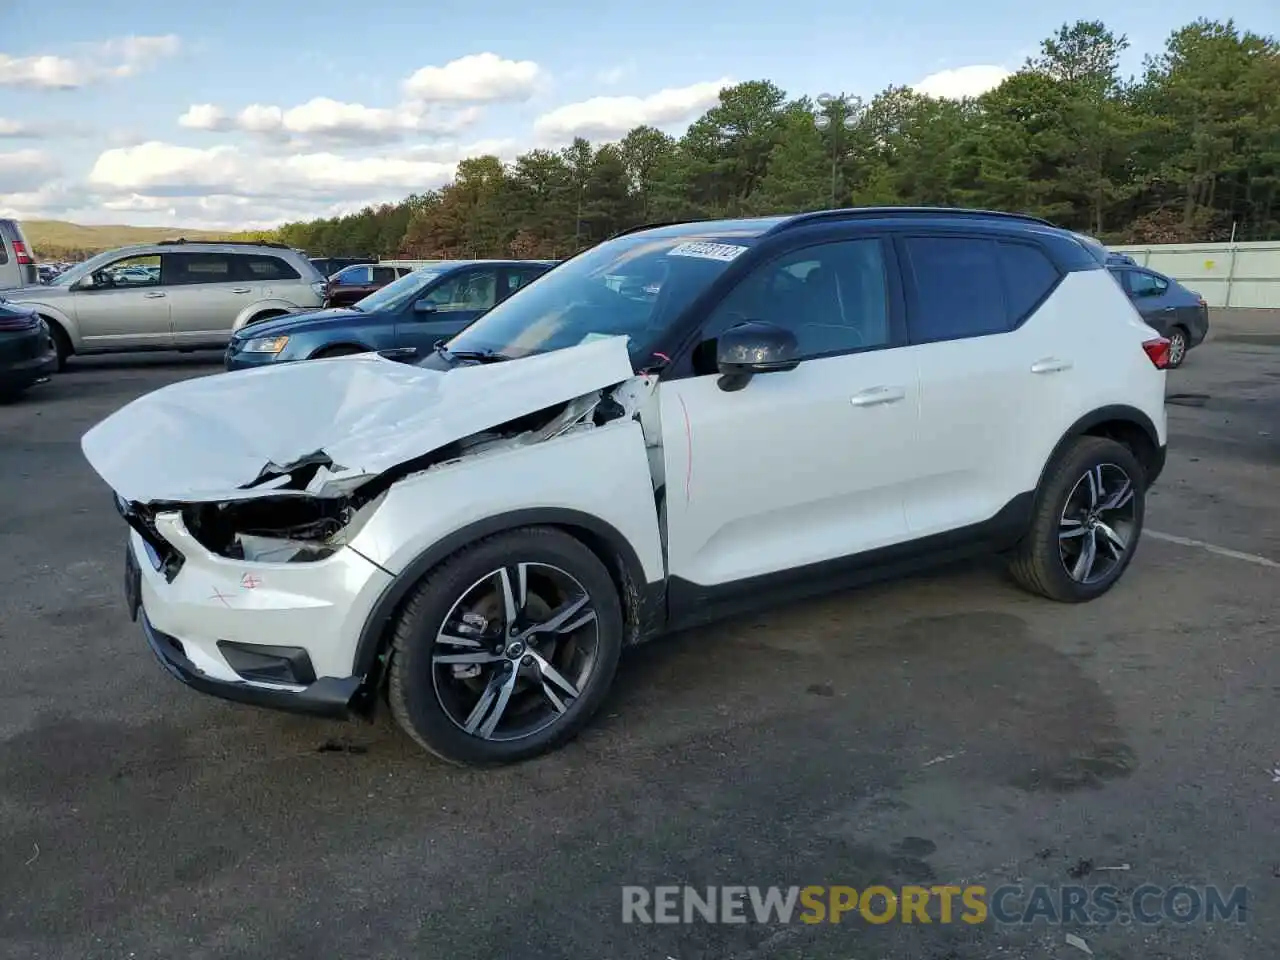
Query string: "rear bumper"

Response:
xmin=0 ymin=332 xmax=56 ymax=390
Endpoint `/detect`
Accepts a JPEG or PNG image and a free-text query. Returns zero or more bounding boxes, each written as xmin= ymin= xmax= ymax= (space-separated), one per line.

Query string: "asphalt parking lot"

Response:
xmin=2 ymin=312 xmax=1277 ymax=960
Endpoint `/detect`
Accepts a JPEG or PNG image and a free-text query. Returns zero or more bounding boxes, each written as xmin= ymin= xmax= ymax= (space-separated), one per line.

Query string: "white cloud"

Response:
xmin=0 ymin=118 xmax=35 ymax=138
xmin=180 ymin=97 xmax=483 ymax=145
xmin=0 ymin=150 xmax=54 ymax=192
xmin=0 ymin=35 xmax=181 ymax=89
xmin=533 ymin=78 xmax=731 ymax=142
xmin=87 ymin=141 xmax=458 ymax=201
xmin=912 ymin=65 xmax=1012 ymax=99
xmin=403 ymin=52 xmax=541 ymax=103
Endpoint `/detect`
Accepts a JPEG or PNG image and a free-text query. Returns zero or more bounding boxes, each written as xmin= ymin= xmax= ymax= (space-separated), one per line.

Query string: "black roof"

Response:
xmin=616 ymin=206 xmax=1060 ymax=242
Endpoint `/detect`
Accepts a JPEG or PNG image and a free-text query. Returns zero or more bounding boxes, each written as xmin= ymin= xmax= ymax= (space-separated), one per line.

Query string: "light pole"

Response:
xmin=813 ymin=93 xmax=862 ymax=208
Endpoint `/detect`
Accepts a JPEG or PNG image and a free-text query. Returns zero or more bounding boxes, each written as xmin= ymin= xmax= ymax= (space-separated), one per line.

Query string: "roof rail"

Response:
xmin=773 ymin=206 xmax=1056 ymax=231
xmin=156 ymin=238 xmax=292 ymax=249
xmin=608 ymin=220 xmax=699 ymax=239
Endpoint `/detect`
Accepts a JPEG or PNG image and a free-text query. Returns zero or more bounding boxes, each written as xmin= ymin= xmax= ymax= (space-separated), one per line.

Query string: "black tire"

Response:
xmin=1166 ymin=326 xmax=1188 ymax=368
xmin=388 ymin=527 xmax=624 ymax=765
xmin=1009 ymin=436 xmax=1146 ymax=603
xmin=43 ymin=318 xmax=71 ymax=372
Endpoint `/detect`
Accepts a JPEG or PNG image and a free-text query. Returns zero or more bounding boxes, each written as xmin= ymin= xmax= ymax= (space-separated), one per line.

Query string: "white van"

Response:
xmin=0 ymin=220 xmax=38 ymax=290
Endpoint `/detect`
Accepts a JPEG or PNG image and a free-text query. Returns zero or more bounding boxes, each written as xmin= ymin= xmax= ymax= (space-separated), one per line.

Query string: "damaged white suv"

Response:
xmin=83 ymin=208 xmax=1171 ymax=766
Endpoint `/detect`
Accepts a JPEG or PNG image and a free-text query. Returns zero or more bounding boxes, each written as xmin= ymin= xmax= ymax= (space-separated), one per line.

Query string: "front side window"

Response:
xmin=95 ymin=254 xmax=161 ymax=288
xmin=903 ymin=236 xmax=1008 ymax=343
xmin=161 ymin=253 xmax=234 ymax=285
xmin=335 ymin=265 xmax=372 ymax=285
xmin=353 ymin=267 xmax=444 ymax=312
xmin=445 ymin=234 xmax=760 ymax=363
xmin=702 ymin=239 xmax=892 ymax=358
xmin=422 ymin=269 xmax=499 ymax=312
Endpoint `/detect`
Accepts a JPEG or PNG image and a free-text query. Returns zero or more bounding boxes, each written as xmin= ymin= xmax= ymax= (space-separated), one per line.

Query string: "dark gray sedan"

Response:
xmin=1107 ymin=264 xmax=1209 ymax=368
xmin=225 ymin=259 xmax=554 ymax=371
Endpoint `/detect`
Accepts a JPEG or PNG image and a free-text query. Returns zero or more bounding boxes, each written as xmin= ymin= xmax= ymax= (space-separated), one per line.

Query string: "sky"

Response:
xmin=0 ymin=0 xmax=1275 ymax=231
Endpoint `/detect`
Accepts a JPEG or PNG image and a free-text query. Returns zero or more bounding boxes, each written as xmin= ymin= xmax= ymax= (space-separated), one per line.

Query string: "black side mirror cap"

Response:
xmin=714 ymin=321 xmax=800 ymax=392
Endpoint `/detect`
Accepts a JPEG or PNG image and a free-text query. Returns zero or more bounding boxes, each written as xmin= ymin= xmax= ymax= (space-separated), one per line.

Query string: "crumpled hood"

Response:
xmin=82 ymin=335 xmax=636 ymax=505
xmin=235 ymin=307 xmax=367 ymax=340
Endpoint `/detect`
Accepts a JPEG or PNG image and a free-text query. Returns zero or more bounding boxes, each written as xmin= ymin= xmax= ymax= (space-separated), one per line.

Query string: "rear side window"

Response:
xmin=903 ymin=236 xmax=1007 ymax=343
xmin=335 ymin=265 xmax=372 ymax=285
xmin=161 ymin=253 xmax=234 ymax=285
xmin=996 ymin=241 xmax=1061 ymax=324
xmin=0 ymin=221 xmax=13 ymax=264
xmin=372 ymin=266 xmax=397 ymax=284
xmin=234 ymin=255 xmax=301 ymax=281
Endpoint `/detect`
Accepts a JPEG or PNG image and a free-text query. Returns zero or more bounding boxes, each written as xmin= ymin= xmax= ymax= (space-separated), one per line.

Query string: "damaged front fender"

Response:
xmin=84 ymin=336 xmax=653 ymax=562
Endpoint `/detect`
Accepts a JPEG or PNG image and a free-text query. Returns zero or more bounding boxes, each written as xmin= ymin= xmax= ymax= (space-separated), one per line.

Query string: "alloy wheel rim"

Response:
xmin=1169 ymin=333 xmax=1186 ymax=364
xmin=1058 ymin=463 xmax=1139 ymax=585
xmin=431 ymin=563 xmax=599 ymax=742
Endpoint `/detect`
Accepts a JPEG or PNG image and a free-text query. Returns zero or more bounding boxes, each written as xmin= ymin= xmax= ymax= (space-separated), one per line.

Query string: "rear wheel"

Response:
xmin=1166 ymin=326 xmax=1188 ymax=368
xmin=388 ymin=528 xmax=624 ymax=765
xmin=1009 ymin=436 xmax=1145 ymax=602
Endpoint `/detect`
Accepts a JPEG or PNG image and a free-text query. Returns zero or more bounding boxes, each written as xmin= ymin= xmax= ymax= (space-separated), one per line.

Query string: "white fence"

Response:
xmin=1108 ymin=241 xmax=1280 ymax=309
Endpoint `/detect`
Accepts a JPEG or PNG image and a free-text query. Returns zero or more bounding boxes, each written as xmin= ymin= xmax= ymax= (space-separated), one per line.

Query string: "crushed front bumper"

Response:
xmin=123 ymin=516 xmax=390 ymax=718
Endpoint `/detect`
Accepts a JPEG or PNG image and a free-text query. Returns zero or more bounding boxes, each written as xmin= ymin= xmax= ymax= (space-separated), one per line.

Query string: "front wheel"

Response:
xmin=388 ymin=527 xmax=624 ymax=765
xmin=1009 ymin=436 xmax=1145 ymax=602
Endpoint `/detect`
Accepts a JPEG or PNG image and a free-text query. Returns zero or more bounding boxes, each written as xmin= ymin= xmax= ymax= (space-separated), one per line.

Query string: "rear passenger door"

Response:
xmin=898 ymin=233 xmax=1073 ymax=536
xmin=231 ymin=252 xmax=303 ymax=306
xmin=163 ymin=252 xmax=250 ymax=346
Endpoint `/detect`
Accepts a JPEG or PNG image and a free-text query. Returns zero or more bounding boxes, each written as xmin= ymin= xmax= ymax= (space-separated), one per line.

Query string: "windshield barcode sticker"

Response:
xmin=669 ymin=242 xmax=748 ymax=262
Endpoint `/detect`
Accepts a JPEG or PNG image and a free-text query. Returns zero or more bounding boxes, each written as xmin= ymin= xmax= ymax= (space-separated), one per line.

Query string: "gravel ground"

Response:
xmin=1 ymin=310 xmax=1277 ymax=960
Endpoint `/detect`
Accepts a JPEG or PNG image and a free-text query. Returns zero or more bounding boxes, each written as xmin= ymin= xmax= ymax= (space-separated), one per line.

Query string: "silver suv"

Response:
xmin=4 ymin=240 xmax=326 ymax=369
xmin=0 ymin=219 xmax=39 ymax=291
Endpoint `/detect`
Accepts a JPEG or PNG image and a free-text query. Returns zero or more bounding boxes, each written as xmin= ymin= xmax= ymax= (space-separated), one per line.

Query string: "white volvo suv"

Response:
xmin=82 ymin=208 xmax=1171 ymax=766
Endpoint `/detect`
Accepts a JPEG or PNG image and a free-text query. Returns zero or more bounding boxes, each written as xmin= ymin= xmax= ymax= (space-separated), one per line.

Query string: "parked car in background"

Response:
xmin=309 ymin=256 xmax=377 ymax=279
xmin=0 ymin=299 xmax=57 ymax=400
xmin=324 ymin=263 xmax=415 ymax=307
xmin=1106 ymin=252 xmax=1138 ymax=266
xmin=0 ymin=219 xmax=38 ymax=290
xmin=225 ymin=259 xmax=554 ymax=370
xmin=3 ymin=240 xmax=326 ymax=369
xmin=91 ymin=207 xmax=1171 ymax=766
xmin=1106 ymin=263 xmax=1207 ymax=367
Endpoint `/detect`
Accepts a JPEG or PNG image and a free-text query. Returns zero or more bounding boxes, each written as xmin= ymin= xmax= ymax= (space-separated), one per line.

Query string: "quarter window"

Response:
xmin=704 ymin=238 xmax=892 ymax=359
xmin=234 ymin=255 xmax=301 ymax=281
xmin=1129 ymin=271 xmax=1168 ymax=297
xmin=903 ymin=236 xmax=1007 ymax=342
xmin=996 ymin=241 xmax=1061 ymax=325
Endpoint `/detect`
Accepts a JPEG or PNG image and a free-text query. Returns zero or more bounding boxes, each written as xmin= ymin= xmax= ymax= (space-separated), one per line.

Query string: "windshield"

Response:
xmin=355 ymin=265 xmax=444 ymax=312
xmin=443 ymin=235 xmax=753 ymax=364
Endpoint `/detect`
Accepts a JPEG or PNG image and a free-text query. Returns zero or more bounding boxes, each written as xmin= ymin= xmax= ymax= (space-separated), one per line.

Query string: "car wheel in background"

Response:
xmin=1166 ymin=327 xmax=1188 ymax=368
xmin=387 ymin=527 xmax=624 ymax=766
xmin=1009 ymin=436 xmax=1146 ymax=603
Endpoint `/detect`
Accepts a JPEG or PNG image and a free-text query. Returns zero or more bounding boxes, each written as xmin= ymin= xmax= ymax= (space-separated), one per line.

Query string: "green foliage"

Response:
xmin=267 ymin=17 xmax=1278 ymax=258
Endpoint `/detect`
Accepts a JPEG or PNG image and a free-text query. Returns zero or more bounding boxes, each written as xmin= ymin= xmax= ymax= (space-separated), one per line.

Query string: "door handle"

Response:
xmin=230 ymin=287 xmax=251 ymax=294
xmin=143 ymin=292 xmax=166 ymax=299
xmin=1031 ymin=357 xmax=1072 ymax=374
xmin=850 ymin=386 xmax=906 ymax=407
xmin=1162 ymin=306 xmax=1176 ymax=312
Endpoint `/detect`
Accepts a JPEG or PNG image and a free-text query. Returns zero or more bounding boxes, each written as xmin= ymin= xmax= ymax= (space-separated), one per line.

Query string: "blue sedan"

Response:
xmin=225 ymin=259 xmax=555 ymax=370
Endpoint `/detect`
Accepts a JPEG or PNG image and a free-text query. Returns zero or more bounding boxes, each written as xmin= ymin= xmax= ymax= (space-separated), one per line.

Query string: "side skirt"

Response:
xmin=663 ymin=492 xmax=1034 ymax=633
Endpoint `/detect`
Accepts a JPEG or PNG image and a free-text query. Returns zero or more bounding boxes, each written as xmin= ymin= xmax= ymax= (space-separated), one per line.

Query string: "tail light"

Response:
xmin=1198 ymin=297 xmax=1208 ymax=309
xmin=12 ymin=241 xmax=33 ymax=265
xmin=1143 ymin=337 xmax=1171 ymax=369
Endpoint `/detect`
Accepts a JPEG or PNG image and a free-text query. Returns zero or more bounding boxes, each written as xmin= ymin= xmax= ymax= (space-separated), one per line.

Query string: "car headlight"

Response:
xmin=241 ymin=335 xmax=289 ymax=354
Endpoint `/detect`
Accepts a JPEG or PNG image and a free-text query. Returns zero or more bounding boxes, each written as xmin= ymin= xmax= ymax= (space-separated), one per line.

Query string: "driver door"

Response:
xmin=71 ymin=253 xmax=173 ymax=350
xmin=658 ymin=236 xmax=920 ymax=605
xmin=394 ymin=267 xmax=499 ymax=355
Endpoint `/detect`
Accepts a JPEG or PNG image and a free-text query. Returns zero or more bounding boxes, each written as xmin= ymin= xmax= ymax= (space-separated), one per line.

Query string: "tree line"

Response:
xmin=258 ymin=17 xmax=1277 ymax=259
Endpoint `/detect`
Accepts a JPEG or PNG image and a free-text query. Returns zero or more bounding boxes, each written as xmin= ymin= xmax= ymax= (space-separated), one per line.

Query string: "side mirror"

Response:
xmin=413 ymin=299 xmax=437 ymax=315
xmin=714 ymin=321 xmax=800 ymax=392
